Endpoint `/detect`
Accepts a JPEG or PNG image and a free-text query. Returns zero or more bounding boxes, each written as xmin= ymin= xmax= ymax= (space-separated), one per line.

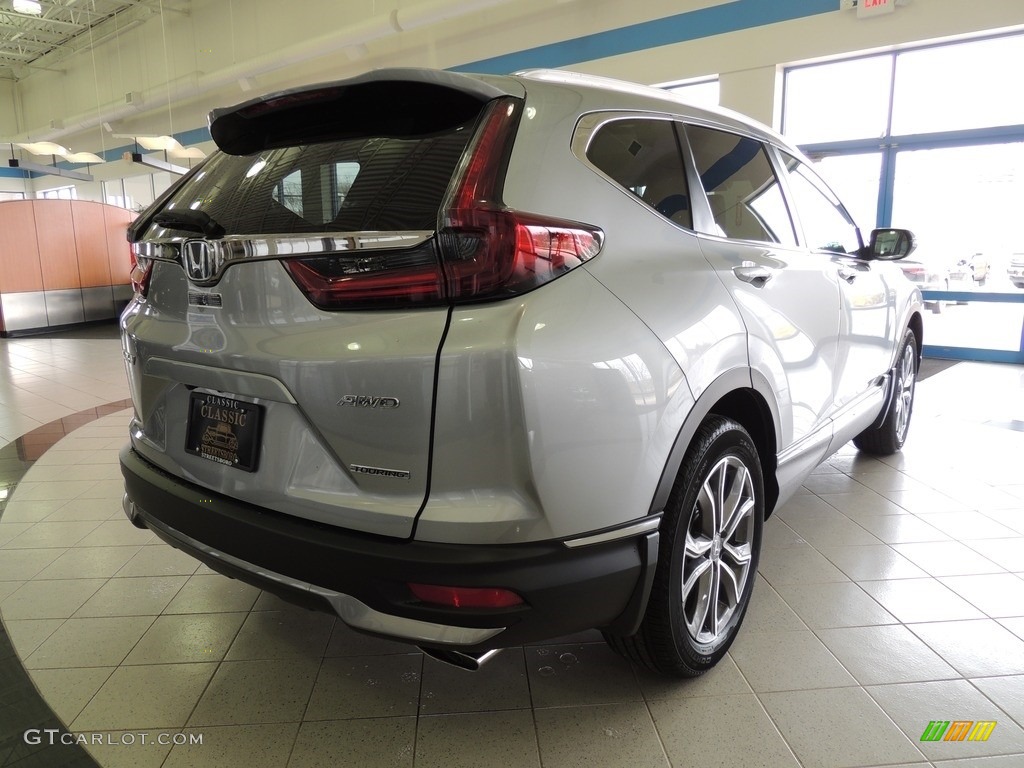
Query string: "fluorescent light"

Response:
xmin=123 ymin=151 xmax=189 ymax=175
xmin=13 ymin=0 xmax=43 ymax=15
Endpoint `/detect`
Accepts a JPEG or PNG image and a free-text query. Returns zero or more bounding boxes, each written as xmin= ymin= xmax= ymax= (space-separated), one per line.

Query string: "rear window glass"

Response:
xmin=144 ymin=126 xmax=474 ymax=237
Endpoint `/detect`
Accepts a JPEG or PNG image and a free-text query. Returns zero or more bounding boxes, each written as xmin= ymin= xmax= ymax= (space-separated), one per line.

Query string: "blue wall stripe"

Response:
xmin=454 ymin=0 xmax=839 ymax=74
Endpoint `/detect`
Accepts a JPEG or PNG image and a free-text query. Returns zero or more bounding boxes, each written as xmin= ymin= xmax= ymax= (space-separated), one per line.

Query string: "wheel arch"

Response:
xmin=650 ymin=368 xmax=781 ymax=520
xmin=907 ymin=310 xmax=924 ymax=362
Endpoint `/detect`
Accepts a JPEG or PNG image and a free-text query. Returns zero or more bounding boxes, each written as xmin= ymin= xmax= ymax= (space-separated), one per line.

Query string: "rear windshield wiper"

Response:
xmin=153 ymin=209 xmax=225 ymax=239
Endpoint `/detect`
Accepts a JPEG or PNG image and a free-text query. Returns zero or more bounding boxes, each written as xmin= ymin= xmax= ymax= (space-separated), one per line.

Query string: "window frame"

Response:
xmin=571 ymin=110 xmax=698 ymax=233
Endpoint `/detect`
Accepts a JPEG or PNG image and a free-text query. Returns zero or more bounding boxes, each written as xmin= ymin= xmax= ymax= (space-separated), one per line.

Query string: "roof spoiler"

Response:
xmin=208 ymin=68 xmax=521 ymax=156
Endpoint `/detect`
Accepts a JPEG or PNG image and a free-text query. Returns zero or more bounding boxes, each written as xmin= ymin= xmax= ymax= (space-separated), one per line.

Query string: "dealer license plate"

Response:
xmin=185 ymin=392 xmax=262 ymax=472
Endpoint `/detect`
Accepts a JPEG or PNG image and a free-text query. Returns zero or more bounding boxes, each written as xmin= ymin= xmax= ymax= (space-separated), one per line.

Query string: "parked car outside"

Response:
xmin=898 ymin=249 xmax=976 ymax=312
xmin=120 ymin=68 xmax=923 ymax=677
xmin=964 ymin=252 xmax=990 ymax=285
xmin=1009 ymin=253 xmax=1024 ymax=288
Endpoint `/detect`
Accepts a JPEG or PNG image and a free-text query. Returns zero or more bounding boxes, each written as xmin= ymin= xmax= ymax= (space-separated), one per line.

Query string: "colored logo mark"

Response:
xmin=920 ymin=721 xmax=997 ymax=742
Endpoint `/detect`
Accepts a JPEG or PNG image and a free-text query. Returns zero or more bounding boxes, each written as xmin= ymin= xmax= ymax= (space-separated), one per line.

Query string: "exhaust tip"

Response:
xmin=419 ymin=647 xmax=502 ymax=671
xmin=122 ymin=493 xmax=148 ymax=530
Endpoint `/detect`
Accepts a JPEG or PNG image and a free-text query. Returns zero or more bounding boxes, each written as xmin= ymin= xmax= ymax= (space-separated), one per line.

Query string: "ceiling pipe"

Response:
xmin=8 ymin=0 xmax=519 ymax=144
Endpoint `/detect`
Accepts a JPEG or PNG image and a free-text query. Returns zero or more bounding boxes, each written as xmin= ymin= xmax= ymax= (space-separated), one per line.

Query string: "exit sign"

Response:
xmin=858 ymin=0 xmax=896 ymax=17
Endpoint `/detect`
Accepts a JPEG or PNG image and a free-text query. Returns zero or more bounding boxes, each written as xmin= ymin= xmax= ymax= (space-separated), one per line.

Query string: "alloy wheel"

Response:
xmin=680 ymin=455 xmax=756 ymax=645
xmin=895 ymin=341 xmax=916 ymax=443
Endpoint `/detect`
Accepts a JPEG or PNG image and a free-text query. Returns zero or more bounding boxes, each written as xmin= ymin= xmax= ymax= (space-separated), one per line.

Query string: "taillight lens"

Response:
xmin=129 ymin=245 xmax=154 ymax=297
xmin=438 ymin=97 xmax=602 ymax=301
xmin=440 ymin=208 xmax=603 ymax=300
xmin=282 ymin=243 xmax=445 ymax=310
xmin=408 ymin=583 xmax=525 ymax=609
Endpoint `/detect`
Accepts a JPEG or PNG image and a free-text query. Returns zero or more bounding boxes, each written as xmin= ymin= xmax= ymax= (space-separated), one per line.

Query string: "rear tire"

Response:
xmin=605 ymin=415 xmax=763 ymax=677
xmin=853 ymin=327 xmax=918 ymax=456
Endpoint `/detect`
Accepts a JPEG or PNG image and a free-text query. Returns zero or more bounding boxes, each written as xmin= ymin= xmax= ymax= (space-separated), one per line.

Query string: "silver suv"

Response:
xmin=120 ymin=68 xmax=923 ymax=677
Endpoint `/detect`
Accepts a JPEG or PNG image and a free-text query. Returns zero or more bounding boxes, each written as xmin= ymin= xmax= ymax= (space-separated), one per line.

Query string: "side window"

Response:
xmin=780 ymin=153 xmax=862 ymax=254
xmin=585 ymin=118 xmax=692 ymax=229
xmin=685 ymin=125 xmax=796 ymax=246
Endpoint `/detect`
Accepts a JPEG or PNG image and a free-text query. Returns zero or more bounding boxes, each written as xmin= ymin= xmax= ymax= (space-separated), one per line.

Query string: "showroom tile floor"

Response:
xmin=1 ymin=325 xmax=1023 ymax=768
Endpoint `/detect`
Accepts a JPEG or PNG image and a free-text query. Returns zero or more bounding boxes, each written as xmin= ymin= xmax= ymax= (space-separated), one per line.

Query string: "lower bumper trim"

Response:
xmin=141 ymin=511 xmax=505 ymax=647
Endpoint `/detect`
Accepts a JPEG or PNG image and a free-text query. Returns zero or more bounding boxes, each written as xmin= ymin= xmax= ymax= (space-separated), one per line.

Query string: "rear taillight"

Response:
xmin=284 ymin=96 xmax=602 ymax=310
xmin=440 ymin=207 xmax=603 ymax=300
xmin=129 ymin=245 xmax=154 ymax=297
xmin=438 ymin=97 xmax=603 ymax=301
xmin=282 ymin=243 xmax=445 ymax=310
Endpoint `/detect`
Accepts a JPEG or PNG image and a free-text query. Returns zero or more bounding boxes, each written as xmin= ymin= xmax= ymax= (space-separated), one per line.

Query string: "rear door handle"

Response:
xmin=733 ymin=265 xmax=774 ymax=287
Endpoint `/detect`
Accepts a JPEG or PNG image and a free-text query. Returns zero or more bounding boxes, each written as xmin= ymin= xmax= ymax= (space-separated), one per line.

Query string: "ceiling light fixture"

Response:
xmin=113 ymin=134 xmax=183 ymax=152
xmin=64 ymin=151 xmax=104 ymax=164
xmin=13 ymin=0 xmax=43 ymax=15
xmin=169 ymin=146 xmax=206 ymax=160
xmin=16 ymin=141 xmax=71 ymax=156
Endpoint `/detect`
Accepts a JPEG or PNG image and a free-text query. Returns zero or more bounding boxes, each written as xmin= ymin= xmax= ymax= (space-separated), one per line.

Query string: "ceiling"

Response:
xmin=0 ymin=0 xmax=157 ymax=79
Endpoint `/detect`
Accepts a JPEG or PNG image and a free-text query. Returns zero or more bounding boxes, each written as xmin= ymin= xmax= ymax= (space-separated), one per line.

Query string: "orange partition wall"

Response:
xmin=0 ymin=201 xmax=45 ymax=294
xmin=0 ymin=200 xmax=136 ymax=335
xmin=103 ymin=204 xmax=134 ymax=287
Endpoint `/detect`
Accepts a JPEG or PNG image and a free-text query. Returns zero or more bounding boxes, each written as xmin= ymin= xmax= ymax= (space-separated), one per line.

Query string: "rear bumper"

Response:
xmin=120 ymin=446 xmax=658 ymax=650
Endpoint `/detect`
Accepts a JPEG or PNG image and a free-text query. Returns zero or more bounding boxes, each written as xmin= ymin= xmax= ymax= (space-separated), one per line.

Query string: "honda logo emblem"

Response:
xmin=184 ymin=240 xmax=221 ymax=283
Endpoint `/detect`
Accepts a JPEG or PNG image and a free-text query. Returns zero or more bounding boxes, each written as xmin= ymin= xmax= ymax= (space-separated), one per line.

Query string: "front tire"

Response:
xmin=853 ymin=327 xmax=918 ymax=455
xmin=605 ymin=416 xmax=763 ymax=677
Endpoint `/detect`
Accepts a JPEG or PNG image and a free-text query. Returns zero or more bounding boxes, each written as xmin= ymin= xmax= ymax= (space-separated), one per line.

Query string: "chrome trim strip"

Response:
xmin=134 ymin=230 xmax=434 ymax=285
xmin=563 ymin=515 xmax=662 ymax=549
xmin=138 ymin=512 xmax=505 ymax=646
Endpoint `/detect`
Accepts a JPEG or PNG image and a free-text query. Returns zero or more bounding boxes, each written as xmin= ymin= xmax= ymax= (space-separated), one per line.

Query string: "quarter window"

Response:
xmin=586 ymin=118 xmax=693 ymax=229
xmin=780 ymin=153 xmax=862 ymax=254
xmin=685 ymin=125 xmax=795 ymax=246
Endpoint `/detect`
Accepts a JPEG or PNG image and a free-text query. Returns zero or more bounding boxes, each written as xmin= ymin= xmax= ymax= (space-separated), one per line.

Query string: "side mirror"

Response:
xmin=866 ymin=228 xmax=917 ymax=261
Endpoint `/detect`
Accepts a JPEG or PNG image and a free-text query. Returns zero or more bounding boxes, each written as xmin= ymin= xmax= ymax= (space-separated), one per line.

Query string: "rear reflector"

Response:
xmin=408 ymin=583 xmax=525 ymax=609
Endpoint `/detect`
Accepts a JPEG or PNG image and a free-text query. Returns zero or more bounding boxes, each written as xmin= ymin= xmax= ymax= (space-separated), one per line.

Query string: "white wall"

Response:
xmin=0 ymin=78 xmax=17 ymax=136
xmin=0 ymin=175 xmax=28 ymax=196
xmin=573 ymin=0 xmax=1024 ymax=126
xmin=8 ymin=0 xmax=1024 ymax=155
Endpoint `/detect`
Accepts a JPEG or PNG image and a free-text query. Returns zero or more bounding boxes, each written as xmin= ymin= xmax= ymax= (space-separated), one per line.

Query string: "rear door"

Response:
xmin=683 ymin=124 xmax=841 ymax=454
